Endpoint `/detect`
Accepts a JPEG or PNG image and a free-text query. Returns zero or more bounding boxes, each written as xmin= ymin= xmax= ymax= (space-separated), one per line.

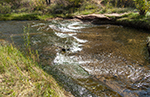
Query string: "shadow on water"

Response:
xmin=0 ymin=20 xmax=150 ymax=97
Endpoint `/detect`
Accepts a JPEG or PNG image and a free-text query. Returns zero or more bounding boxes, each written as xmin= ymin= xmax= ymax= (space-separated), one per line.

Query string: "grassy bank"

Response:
xmin=1 ymin=0 xmax=150 ymax=30
xmin=0 ymin=43 xmax=69 ymax=97
xmin=0 ymin=0 xmax=101 ymax=20
xmin=0 ymin=12 xmax=65 ymax=21
xmin=106 ymin=12 xmax=150 ymax=30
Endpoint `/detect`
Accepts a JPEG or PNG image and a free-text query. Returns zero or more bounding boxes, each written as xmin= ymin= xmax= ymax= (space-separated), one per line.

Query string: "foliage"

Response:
xmin=100 ymin=7 xmax=134 ymax=14
xmin=65 ymin=0 xmax=83 ymax=7
xmin=31 ymin=0 xmax=47 ymax=10
xmin=45 ymin=0 xmax=51 ymax=5
xmin=101 ymin=0 xmax=135 ymax=7
xmin=0 ymin=0 xmax=150 ymax=20
xmin=80 ymin=0 xmax=99 ymax=10
xmin=133 ymin=0 xmax=150 ymax=15
xmin=1 ymin=0 xmax=22 ymax=8
xmin=0 ymin=0 xmax=99 ymax=18
xmin=101 ymin=0 xmax=150 ymax=15
xmin=0 ymin=3 xmax=11 ymax=14
xmin=1 ymin=0 xmax=47 ymax=11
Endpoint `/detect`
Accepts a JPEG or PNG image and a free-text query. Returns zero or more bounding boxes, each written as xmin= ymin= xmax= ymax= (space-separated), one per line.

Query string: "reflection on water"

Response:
xmin=0 ymin=20 xmax=150 ymax=97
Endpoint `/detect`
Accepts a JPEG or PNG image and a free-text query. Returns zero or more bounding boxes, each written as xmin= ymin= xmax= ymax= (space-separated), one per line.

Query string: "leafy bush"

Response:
xmin=65 ymin=0 xmax=83 ymax=7
xmin=133 ymin=0 xmax=150 ymax=15
xmin=0 ymin=3 xmax=11 ymax=14
xmin=31 ymin=0 xmax=47 ymax=10
xmin=78 ymin=0 xmax=99 ymax=11
xmin=101 ymin=0 xmax=135 ymax=7
xmin=1 ymin=0 xmax=22 ymax=9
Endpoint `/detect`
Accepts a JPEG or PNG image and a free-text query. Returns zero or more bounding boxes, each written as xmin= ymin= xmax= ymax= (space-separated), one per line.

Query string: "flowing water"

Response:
xmin=0 ymin=20 xmax=150 ymax=97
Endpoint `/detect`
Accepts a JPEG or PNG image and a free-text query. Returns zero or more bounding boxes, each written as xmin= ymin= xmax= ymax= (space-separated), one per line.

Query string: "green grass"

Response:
xmin=99 ymin=7 xmax=135 ymax=14
xmin=0 ymin=12 xmax=42 ymax=21
xmin=73 ymin=9 xmax=98 ymax=15
xmin=0 ymin=12 xmax=71 ymax=21
xmin=0 ymin=43 xmax=67 ymax=97
xmin=115 ymin=12 xmax=150 ymax=24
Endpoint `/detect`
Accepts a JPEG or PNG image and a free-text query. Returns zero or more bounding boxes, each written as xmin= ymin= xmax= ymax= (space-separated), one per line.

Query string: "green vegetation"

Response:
xmin=133 ymin=0 xmax=150 ymax=15
xmin=0 ymin=43 xmax=68 ymax=97
xmin=0 ymin=0 xmax=100 ymax=20
xmin=98 ymin=0 xmax=150 ymax=30
xmin=0 ymin=0 xmax=150 ymax=20
xmin=0 ymin=0 xmax=150 ymax=96
xmin=0 ymin=25 xmax=70 ymax=97
xmin=100 ymin=0 xmax=150 ymax=15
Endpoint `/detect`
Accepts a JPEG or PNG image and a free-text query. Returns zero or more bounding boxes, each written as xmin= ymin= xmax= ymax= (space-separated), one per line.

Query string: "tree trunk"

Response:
xmin=45 ymin=0 xmax=51 ymax=5
xmin=139 ymin=9 xmax=146 ymax=16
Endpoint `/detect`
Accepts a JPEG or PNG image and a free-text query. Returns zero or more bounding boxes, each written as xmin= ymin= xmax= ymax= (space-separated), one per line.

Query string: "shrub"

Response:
xmin=101 ymin=0 xmax=135 ymax=7
xmin=1 ymin=0 xmax=22 ymax=9
xmin=65 ymin=0 xmax=83 ymax=7
xmin=0 ymin=3 xmax=11 ymax=14
xmin=133 ymin=0 xmax=150 ymax=16
xmin=31 ymin=0 xmax=47 ymax=11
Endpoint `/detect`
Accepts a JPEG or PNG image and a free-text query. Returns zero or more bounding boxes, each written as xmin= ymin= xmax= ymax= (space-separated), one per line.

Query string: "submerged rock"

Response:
xmin=61 ymin=48 xmax=70 ymax=52
xmin=147 ymin=36 xmax=150 ymax=57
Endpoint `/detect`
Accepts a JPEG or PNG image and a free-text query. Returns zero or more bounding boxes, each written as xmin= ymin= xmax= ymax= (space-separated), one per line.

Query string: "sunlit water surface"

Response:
xmin=0 ymin=20 xmax=150 ymax=97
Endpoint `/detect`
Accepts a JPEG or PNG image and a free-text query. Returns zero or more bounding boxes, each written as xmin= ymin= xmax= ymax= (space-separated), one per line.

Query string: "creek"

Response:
xmin=0 ymin=20 xmax=150 ymax=97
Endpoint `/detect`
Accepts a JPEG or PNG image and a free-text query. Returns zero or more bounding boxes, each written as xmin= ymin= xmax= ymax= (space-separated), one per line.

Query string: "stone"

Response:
xmin=74 ymin=14 xmax=112 ymax=24
xmin=147 ymin=36 xmax=150 ymax=57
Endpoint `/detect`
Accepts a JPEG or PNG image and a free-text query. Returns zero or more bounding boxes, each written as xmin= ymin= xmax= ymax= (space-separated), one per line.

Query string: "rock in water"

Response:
xmin=61 ymin=48 xmax=70 ymax=52
xmin=147 ymin=37 xmax=150 ymax=57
